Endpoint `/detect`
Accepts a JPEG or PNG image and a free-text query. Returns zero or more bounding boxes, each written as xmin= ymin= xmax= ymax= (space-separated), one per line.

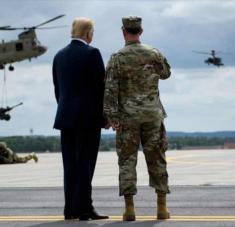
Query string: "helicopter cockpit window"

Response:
xmin=15 ymin=43 xmax=23 ymax=51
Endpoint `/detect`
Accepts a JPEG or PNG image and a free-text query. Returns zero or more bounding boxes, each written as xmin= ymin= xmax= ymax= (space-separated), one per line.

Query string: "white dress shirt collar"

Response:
xmin=71 ymin=38 xmax=88 ymax=45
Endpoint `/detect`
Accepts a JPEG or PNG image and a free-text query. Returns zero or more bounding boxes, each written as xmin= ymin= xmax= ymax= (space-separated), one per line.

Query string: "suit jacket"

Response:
xmin=52 ymin=40 xmax=105 ymax=130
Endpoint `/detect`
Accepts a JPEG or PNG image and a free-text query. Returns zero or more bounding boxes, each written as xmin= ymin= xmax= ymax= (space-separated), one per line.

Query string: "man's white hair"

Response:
xmin=71 ymin=17 xmax=94 ymax=38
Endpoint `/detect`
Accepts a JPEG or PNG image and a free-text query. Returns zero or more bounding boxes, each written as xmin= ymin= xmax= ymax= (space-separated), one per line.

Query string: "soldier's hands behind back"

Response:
xmin=111 ymin=122 xmax=121 ymax=131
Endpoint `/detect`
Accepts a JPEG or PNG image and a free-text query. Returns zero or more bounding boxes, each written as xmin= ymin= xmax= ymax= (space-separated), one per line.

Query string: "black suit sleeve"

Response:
xmin=89 ymin=48 xmax=106 ymax=126
xmin=52 ymin=56 xmax=59 ymax=103
xmin=89 ymin=48 xmax=105 ymax=90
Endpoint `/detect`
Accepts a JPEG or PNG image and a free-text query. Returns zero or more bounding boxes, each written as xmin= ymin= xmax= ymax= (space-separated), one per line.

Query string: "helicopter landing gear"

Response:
xmin=8 ymin=65 xmax=14 ymax=71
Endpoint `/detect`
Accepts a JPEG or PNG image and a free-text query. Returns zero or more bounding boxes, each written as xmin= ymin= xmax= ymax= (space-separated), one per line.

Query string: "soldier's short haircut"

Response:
xmin=71 ymin=17 xmax=94 ymax=38
xmin=124 ymin=27 xmax=142 ymax=35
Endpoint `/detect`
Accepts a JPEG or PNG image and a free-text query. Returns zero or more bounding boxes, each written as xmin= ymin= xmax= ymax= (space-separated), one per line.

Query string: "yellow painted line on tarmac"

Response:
xmin=0 ymin=216 xmax=235 ymax=222
xmin=166 ymin=157 xmax=175 ymax=163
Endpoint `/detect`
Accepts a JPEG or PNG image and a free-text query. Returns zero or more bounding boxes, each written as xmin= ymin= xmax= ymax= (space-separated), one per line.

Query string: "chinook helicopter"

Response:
xmin=0 ymin=15 xmax=65 ymax=71
xmin=193 ymin=50 xmax=224 ymax=67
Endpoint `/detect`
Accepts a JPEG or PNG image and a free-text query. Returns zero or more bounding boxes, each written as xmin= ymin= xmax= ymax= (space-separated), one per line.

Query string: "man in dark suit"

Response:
xmin=52 ymin=17 xmax=108 ymax=220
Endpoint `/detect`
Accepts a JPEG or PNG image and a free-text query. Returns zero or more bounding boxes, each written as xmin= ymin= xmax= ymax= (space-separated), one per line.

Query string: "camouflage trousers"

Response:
xmin=12 ymin=154 xmax=34 ymax=163
xmin=116 ymin=119 xmax=170 ymax=196
xmin=0 ymin=153 xmax=34 ymax=164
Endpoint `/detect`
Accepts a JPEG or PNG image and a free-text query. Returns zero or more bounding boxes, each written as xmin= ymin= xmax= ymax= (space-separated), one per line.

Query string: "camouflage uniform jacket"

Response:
xmin=104 ymin=41 xmax=171 ymax=123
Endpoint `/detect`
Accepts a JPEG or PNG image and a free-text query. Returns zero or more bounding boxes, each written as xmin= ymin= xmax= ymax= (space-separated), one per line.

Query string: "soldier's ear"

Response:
xmin=122 ymin=28 xmax=127 ymax=37
xmin=139 ymin=28 xmax=143 ymax=36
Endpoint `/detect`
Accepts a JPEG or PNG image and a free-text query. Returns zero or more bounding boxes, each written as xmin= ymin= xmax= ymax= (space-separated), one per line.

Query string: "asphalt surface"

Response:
xmin=0 ymin=186 xmax=235 ymax=227
xmin=1 ymin=150 xmax=235 ymax=226
xmin=1 ymin=150 xmax=235 ymax=187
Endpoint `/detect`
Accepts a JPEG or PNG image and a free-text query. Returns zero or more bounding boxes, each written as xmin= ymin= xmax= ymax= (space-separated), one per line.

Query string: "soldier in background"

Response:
xmin=0 ymin=142 xmax=38 ymax=164
xmin=104 ymin=16 xmax=171 ymax=221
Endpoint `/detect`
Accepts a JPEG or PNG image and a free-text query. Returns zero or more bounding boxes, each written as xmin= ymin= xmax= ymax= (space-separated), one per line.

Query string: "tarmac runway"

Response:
xmin=1 ymin=149 xmax=235 ymax=187
xmin=0 ymin=186 xmax=235 ymax=227
xmin=0 ymin=150 xmax=235 ymax=226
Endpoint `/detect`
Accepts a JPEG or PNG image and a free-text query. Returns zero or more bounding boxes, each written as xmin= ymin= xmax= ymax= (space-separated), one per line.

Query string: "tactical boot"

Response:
xmin=32 ymin=153 xmax=38 ymax=163
xmin=25 ymin=154 xmax=33 ymax=162
xmin=123 ymin=195 xmax=136 ymax=221
xmin=157 ymin=193 xmax=170 ymax=219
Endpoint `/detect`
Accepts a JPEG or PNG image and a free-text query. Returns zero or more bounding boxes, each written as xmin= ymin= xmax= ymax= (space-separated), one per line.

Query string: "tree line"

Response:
xmin=0 ymin=135 xmax=234 ymax=152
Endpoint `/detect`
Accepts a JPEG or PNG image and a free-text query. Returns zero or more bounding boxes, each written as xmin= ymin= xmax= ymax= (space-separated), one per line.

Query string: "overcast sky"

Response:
xmin=0 ymin=0 xmax=235 ymax=136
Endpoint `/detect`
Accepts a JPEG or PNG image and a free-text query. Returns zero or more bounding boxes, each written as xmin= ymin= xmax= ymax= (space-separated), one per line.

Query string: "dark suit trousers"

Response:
xmin=60 ymin=128 xmax=101 ymax=216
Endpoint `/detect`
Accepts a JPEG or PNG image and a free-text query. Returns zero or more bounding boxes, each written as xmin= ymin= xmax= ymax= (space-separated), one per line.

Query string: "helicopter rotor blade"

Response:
xmin=222 ymin=52 xmax=232 ymax=55
xmin=0 ymin=25 xmax=67 ymax=31
xmin=0 ymin=27 xmax=34 ymax=30
xmin=36 ymin=25 xmax=68 ymax=30
xmin=192 ymin=50 xmax=211 ymax=55
xmin=0 ymin=26 xmax=19 ymax=30
xmin=0 ymin=15 xmax=65 ymax=31
xmin=214 ymin=51 xmax=232 ymax=55
xmin=34 ymin=14 xmax=66 ymax=28
xmin=0 ymin=26 xmax=11 ymax=29
xmin=0 ymin=27 xmax=27 ymax=30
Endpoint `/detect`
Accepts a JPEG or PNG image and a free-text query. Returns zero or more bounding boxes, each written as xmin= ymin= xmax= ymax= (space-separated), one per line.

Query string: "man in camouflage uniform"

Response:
xmin=0 ymin=142 xmax=38 ymax=164
xmin=104 ymin=16 xmax=171 ymax=221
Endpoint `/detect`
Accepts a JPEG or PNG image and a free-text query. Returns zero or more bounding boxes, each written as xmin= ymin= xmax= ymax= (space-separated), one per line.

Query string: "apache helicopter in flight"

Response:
xmin=193 ymin=50 xmax=224 ymax=67
xmin=0 ymin=14 xmax=65 ymax=71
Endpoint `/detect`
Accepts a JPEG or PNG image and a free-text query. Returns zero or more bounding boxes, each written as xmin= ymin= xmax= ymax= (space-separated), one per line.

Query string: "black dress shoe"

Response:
xmin=64 ymin=215 xmax=79 ymax=220
xmin=79 ymin=210 xmax=109 ymax=220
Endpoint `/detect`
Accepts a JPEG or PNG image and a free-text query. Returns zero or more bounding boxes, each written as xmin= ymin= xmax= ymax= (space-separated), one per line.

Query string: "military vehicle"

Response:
xmin=193 ymin=50 xmax=224 ymax=67
xmin=0 ymin=15 xmax=65 ymax=71
xmin=0 ymin=102 xmax=23 ymax=121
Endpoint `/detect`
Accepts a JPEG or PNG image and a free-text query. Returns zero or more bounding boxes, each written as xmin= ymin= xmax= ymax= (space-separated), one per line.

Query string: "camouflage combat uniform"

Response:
xmin=0 ymin=142 xmax=38 ymax=164
xmin=104 ymin=16 xmax=171 ymax=196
